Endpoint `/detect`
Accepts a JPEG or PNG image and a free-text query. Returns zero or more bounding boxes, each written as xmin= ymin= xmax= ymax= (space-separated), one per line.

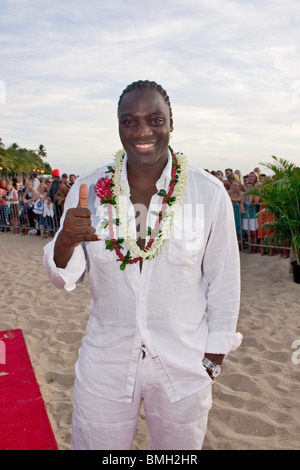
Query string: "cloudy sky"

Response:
xmin=1 ymin=0 xmax=300 ymax=177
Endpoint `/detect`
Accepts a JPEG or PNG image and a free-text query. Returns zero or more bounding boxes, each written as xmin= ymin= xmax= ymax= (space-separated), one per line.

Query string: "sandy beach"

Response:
xmin=0 ymin=231 xmax=299 ymax=450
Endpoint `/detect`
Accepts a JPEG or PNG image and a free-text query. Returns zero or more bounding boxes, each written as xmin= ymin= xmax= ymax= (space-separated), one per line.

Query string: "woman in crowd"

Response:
xmin=5 ymin=180 xmax=20 ymax=234
xmin=248 ymin=171 xmax=259 ymax=185
xmin=54 ymin=180 xmax=70 ymax=219
xmin=240 ymin=181 xmax=260 ymax=253
xmin=0 ymin=179 xmax=9 ymax=231
xmin=33 ymin=182 xmax=48 ymax=238
xmin=228 ymin=180 xmax=244 ymax=250
xmin=21 ymin=179 xmax=37 ymax=233
xmin=234 ymin=169 xmax=242 ymax=185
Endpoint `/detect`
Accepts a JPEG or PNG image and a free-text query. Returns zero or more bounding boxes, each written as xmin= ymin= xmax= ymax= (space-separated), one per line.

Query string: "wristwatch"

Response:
xmin=203 ymin=357 xmax=223 ymax=379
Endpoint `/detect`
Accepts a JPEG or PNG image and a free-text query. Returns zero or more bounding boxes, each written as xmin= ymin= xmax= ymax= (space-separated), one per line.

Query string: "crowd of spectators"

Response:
xmin=0 ymin=169 xmax=77 ymax=237
xmin=206 ymin=167 xmax=289 ymax=257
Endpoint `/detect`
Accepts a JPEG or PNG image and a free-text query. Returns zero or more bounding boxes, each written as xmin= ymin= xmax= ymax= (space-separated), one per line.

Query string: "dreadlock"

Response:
xmin=117 ymin=80 xmax=173 ymax=130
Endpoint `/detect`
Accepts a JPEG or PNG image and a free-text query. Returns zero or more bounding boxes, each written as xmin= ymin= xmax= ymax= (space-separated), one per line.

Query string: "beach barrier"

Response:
xmin=0 ymin=200 xmax=61 ymax=235
xmin=0 ymin=201 xmax=291 ymax=255
xmin=235 ymin=202 xmax=291 ymax=254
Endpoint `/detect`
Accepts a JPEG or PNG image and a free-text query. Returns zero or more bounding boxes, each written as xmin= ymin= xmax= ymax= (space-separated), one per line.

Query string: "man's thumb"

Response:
xmin=78 ymin=184 xmax=89 ymax=208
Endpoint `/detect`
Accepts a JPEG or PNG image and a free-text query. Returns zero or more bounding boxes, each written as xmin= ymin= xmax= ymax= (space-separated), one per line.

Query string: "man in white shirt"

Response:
xmin=43 ymin=80 xmax=242 ymax=450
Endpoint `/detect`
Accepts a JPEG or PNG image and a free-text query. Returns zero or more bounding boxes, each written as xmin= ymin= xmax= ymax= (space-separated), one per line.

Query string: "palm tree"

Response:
xmin=0 ymin=141 xmax=13 ymax=174
xmin=0 ymin=147 xmax=13 ymax=174
xmin=0 ymin=139 xmax=52 ymax=178
xmin=37 ymin=144 xmax=47 ymax=158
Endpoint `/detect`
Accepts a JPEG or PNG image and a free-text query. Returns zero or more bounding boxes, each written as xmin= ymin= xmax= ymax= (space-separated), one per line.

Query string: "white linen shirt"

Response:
xmin=43 ymin=152 xmax=242 ymax=403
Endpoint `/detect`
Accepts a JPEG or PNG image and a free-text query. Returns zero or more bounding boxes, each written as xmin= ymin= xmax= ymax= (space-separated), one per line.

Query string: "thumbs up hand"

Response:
xmin=64 ymin=184 xmax=101 ymax=246
xmin=54 ymin=184 xmax=101 ymax=268
xmin=77 ymin=183 xmax=89 ymax=209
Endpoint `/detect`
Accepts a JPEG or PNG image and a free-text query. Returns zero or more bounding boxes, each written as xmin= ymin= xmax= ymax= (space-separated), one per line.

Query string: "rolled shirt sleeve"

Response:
xmin=43 ymin=240 xmax=86 ymax=291
xmin=205 ymin=331 xmax=243 ymax=355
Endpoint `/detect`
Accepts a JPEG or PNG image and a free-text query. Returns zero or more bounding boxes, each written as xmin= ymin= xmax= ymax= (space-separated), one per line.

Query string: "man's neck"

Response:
xmin=127 ymin=154 xmax=168 ymax=187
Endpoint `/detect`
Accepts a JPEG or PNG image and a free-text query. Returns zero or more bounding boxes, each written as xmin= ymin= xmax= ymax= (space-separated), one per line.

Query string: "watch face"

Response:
xmin=203 ymin=357 xmax=222 ymax=378
xmin=212 ymin=365 xmax=222 ymax=377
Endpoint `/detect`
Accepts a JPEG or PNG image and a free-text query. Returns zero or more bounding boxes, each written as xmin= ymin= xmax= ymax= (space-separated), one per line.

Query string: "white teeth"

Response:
xmin=135 ymin=143 xmax=153 ymax=148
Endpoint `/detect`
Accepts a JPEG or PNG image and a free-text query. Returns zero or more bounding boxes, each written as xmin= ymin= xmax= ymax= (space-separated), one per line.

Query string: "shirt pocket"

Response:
xmin=168 ymin=209 xmax=205 ymax=266
xmin=87 ymin=239 xmax=115 ymax=263
xmin=168 ymin=229 xmax=205 ymax=265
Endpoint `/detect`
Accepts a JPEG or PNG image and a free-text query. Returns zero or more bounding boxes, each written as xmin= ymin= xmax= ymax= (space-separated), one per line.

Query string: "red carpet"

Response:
xmin=0 ymin=329 xmax=58 ymax=450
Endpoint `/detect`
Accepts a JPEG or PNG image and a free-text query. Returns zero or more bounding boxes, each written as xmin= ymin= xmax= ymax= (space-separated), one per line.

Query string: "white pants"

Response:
xmin=71 ymin=345 xmax=212 ymax=450
xmin=242 ymin=218 xmax=258 ymax=231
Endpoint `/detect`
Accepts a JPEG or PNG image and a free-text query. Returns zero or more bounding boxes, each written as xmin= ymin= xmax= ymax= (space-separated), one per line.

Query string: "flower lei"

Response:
xmin=94 ymin=146 xmax=187 ymax=270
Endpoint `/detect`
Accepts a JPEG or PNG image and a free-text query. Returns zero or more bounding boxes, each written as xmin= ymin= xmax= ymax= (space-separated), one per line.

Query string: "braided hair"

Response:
xmin=118 ymin=80 xmax=173 ymax=130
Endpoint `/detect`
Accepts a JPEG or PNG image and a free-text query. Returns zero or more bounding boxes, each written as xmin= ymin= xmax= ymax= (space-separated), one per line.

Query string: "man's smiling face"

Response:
xmin=118 ymin=87 xmax=173 ymax=169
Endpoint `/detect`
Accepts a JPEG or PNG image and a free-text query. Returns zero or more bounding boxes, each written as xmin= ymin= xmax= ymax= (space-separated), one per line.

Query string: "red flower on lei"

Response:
xmin=94 ymin=175 xmax=113 ymax=203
